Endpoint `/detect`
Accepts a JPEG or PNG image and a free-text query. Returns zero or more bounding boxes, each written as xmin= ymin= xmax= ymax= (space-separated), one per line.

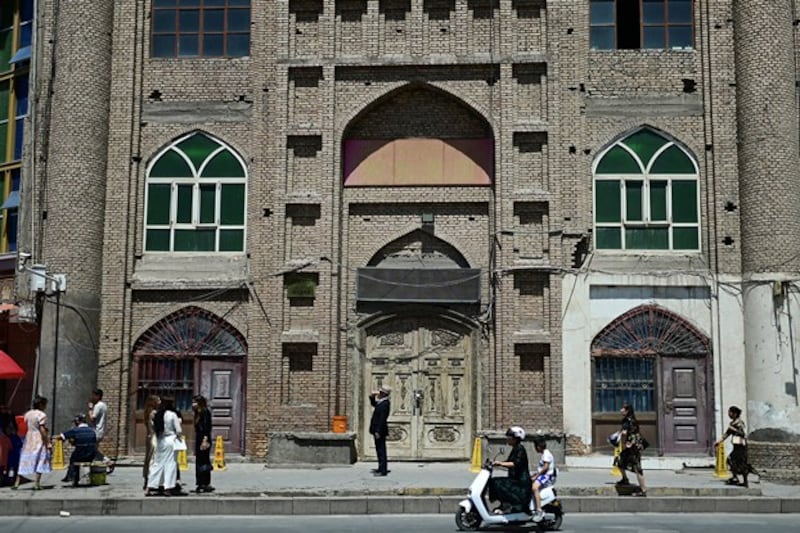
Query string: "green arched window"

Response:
xmin=145 ymin=132 xmax=247 ymax=252
xmin=594 ymin=128 xmax=699 ymax=251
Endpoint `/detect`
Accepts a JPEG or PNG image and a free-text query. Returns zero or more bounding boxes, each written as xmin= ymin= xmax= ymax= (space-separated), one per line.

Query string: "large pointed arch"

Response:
xmin=343 ymin=84 xmax=494 ymax=186
xmin=591 ymin=304 xmax=710 ymax=357
xmin=366 ymin=229 xmax=470 ymax=268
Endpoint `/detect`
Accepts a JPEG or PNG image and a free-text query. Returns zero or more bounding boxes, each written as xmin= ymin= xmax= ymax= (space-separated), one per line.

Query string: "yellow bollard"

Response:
xmin=51 ymin=439 xmax=65 ymax=470
xmin=469 ymin=438 xmax=482 ymax=473
xmin=177 ymin=436 xmax=189 ymax=472
xmin=610 ymin=442 xmax=622 ymax=476
xmin=212 ymin=435 xmax=226 ymax=471
xmin=714 ymin=442 xmax=729 ymax=478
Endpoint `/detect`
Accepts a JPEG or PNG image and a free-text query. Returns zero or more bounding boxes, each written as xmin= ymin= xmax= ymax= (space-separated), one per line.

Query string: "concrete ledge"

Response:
xmin=7 ymin=496 xmax=800 ymax=516
xmin=266 ymin=432 xmax=357 ymax=465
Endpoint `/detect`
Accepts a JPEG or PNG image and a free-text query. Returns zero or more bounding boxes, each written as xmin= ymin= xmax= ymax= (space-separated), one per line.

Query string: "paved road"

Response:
xmin=1 ymin=514 xmax=798 ymax=533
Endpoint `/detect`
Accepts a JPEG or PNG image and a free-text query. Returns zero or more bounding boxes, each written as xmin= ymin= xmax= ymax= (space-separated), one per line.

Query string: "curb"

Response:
xmin=4 ymin=496 xmax=800 ymax=516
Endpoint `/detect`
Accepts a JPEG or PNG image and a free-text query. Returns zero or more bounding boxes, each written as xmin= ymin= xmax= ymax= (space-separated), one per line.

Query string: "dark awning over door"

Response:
xmin=356 ymin=268 xmax=481 ymax=303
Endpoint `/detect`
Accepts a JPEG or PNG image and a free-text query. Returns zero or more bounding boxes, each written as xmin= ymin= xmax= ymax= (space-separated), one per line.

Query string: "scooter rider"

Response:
xmin=489 ymin=426 xmax=532 ymax=514
xmin=530 ymin=436 xmax=555 ymax=522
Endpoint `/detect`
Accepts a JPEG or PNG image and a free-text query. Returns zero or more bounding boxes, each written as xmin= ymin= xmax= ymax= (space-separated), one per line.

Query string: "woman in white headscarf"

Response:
xmin=145 ymin=396 xmax=182 ymax=496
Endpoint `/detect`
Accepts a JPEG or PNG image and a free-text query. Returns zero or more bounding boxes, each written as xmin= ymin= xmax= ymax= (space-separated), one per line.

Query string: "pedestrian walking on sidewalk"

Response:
xmin=192 ymin=395 xmax=214 ymax=493
xmin=13 ymin=395 xmax=51 ymax=490
xmin=146 ymin=396 xmax=184 ymax=496
xmin=369 ymin=386 xmax=391 ymax=476
xmin=614 ymin=402 xmax=647 ymax=497
xmin=142 ymin=395 xmax=160 ymax=490
xmin=715 ymin=405 xmax=756 ymax=488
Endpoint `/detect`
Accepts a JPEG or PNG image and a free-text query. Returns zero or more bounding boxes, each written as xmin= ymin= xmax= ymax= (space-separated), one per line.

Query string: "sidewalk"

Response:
xmin=3 ymin=461 xmax=800 ymax=516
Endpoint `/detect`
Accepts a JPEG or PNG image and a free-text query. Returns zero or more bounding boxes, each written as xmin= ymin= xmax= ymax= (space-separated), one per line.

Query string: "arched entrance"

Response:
xmin=591 ymin=305 xmax=711 ymax=454
xmin=362 ymin=314 xmax=475 ymax=460
xmin=131 ymin=306 xmax=247 ymax=454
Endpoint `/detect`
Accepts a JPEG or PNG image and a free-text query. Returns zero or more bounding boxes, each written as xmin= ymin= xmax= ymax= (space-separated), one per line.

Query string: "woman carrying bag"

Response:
xmin=145 ymin=396 xmax=185 ymax=496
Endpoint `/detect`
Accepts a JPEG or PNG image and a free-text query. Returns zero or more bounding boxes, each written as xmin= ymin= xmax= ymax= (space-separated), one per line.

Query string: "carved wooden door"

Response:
xmin=198 ymin=360 xmax=244 ymax=454
xmin=660 ymin=357 xmax=709 ymax=454
xmin=364 ymin=318 xmax=472 ymax=460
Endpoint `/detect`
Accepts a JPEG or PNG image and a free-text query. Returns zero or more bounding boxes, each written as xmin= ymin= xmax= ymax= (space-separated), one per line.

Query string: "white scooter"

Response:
xmin=455 ymin=453 xmax=564 ymax=531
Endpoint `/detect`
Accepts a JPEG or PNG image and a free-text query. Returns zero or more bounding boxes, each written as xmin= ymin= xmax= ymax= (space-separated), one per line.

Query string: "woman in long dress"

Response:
xmin=145 ymin=396 xmax=183 ymax=496
xmin=716 ymin=405 xmax=756 ymax=487
xmin=192 ymin=395 xmax=214 ymax=493
xmin=614 ymin=402 xmax=647 ymax=497
xmin=142 ymin=395 xmax=160 ymax=491
xmin=14 ymin=396 xmax=51 ymax=490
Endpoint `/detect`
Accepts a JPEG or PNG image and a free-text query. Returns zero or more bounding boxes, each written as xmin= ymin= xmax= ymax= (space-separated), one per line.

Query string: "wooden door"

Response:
xmin=364 ymin=318 xmax=472 ymax=460
xmin=198 ymin=360 xmax=244 ymax=454
xmin=660 ymin=357 xmax=708 ymax=454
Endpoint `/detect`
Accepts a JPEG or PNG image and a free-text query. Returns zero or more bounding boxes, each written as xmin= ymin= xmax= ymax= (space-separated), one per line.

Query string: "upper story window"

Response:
xmin=0 ymin=0 xmax=32 ymax=254
xmin=590 ymin=0 xmax=693 ymax=50
xmin=593 ymin=128 xmax=699 ymax=251
xmin=145 ymin=132 xmax=247 ymax=253
xmin=151 ymin=0 xmax=251 ymax=58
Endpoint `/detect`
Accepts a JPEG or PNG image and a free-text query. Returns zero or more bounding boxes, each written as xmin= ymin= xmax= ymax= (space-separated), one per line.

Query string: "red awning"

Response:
xmin=0 ymin=349 xmax=25 ymax=379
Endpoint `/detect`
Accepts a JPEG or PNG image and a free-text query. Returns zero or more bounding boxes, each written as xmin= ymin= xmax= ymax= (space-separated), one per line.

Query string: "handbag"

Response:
xmin=640 ymin=437 xmax=650 ymax=450
xmin=172 ymin=437 xmax=187 ymax=452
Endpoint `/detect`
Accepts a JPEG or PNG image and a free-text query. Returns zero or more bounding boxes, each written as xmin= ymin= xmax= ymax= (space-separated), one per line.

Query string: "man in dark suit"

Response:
xmin=369 ymin=386 xmax=391 ymax=476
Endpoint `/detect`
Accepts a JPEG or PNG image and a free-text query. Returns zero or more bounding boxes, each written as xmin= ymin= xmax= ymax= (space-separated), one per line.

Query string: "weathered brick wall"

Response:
xmin=749 ymin=441 xmax=800 ymax=482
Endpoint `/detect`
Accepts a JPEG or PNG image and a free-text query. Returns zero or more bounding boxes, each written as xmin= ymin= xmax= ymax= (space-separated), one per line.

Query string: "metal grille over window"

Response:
xmin=145 ymin=132 xmax=247 ymax=252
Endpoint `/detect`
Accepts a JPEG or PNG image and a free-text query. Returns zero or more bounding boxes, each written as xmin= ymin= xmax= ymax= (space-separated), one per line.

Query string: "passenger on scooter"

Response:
xmin=489 ymin=426 xmax=532 ymax=514
xmin=530 ymin=436 xmax=555 ymax=522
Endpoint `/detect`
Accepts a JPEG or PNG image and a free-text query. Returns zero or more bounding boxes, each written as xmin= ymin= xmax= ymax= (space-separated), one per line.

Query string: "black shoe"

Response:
xmin=370 ymin=469 xmax=380 ymax=473
xmin=61 ymin=477 xmax=73 ymax=483
xmin=372 ymin=471 xmax=388 ymax=476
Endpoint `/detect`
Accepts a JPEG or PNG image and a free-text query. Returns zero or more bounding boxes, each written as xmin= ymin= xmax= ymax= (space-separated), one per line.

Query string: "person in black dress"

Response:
xmin=489 ymin=426 xmax=532 ymax=514
xmin=192 ymin=395 xmax=214 ymax=493
xmin=369 ymin=386 xmax=391 ymax=476
xmin=715 ymin=405 xmax=756 ymax=487
xmin=615 ymin=403 xmax=647 ymax=496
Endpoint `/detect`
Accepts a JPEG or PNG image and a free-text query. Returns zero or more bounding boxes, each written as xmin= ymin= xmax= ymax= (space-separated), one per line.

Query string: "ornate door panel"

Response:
xmin=661 ymin=357 xmax=708 ymax=454
xmin=198 ymin=360 xmax=244 ymax=454
xmin=364 ymin=318 xmax=472 ymax=460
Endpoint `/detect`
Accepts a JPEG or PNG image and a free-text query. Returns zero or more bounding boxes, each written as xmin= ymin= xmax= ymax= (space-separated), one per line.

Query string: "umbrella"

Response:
xmin=0 ymin=350 xmax=25 ymax=405
xmin=0 ymin=350 xmax=25 ymax=379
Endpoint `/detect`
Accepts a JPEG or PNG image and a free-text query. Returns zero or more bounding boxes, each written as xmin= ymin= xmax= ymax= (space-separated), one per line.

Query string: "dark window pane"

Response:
xmin=651 ymin=145 xmax=695 ymax=174
xmin=219 ymin=229 xmax=244 ymax=251
xmin=625 ymin=180 xmax=643 ymax=221
xmin=668 ymin=25 xmax=693 ymax=48
xmin=176 ymin=184 xmax=193 ymax=223
xmin=203 ymin=34 xmax=224 ymax=57
xmin=146 ymin=229 xmax=171 ymax=251
xmin=150 ymin=149 xmax=193 ymax=177
xmin=220 ymin=184 xmax=245 ymax=225
xmin=226 ymin=33 xmax=250 ymax=56
xmin=668 ymin=0 xmax=692 ymax=24
xmin=596 ymin=146 xmax=641 ymax=174
xmin=623 ymin=129 xmax=668 ymax=165
xmin=642 ymin=1 xmax=665 ymax=23
xmin=6 ymin=208 xmax=17 ymax=251
xmin=672 ymin=180 xmax=698 ymax=222
xmin=152 ymin=35 xmax=176 ymax=57
xmin=178 ymin=34 xmax=199 ymax=56
xmin=0 ymin=30 xmax=12 ymax=71
xmin=153 ymin=0 xmax=178 ymax=7
xmin=643 ymin=26 xmax=665 ymax=49
xmin=179 ymin=9 xmax=200 ymax=32
xmin=595 ymin=180 xmax=621 ymax=223
xmin=590 ymin=26 xmax=615 ymax=50
xmin=177 ymin=134 xmax=219 ymax=169
xmin=15 ymin=76 xmax=29 ymax=116
xmin=199 ymin=184 xmax=216 ymax=223
xmin=228 ymin=0 xmax=251 ymax=6
xmin=14 ymin=117 xmax=23 ymax=159
xmin=0 ymin=123 xmax=7 ymax=164
xmin=174 ymin=229 xmax=215 ymax=252
xmin=626 ymin=227 xmax=669 ymax=249
xmin=203 ymin=150 xmax=245 ymax=178
xmin=21 ymin=0 xmax=34 ymax=20
xmin=0 ymin=80 xmax=8 ymax=118
xmin=11 ymin=168 xmax=20 ymax=191
xmin=590 ymin=1 xmax=615 ymax=24
xmin=596 ymin=227 xmax=622 ymax=249
xmin=205 ymin=0 xmax=226 ymax=6
xmin=650 ymin=180 xmax=668 ymax=221
xmin=19 ymin=22 xmax=32 ymax=48
xmin=179 ymin=0 xmax=201 ymax=6
xmin=153 ymin=10 xmax=177 ymax=33
xmin=147 ymin=184 xmax=171 ymax=224
xmin=228 ymin=9 xmax=251 ymax=32
xmin=673 ymin=227 xmax=699 ymax=250
xmin=204 ymin=9 xmax=225 ymax=32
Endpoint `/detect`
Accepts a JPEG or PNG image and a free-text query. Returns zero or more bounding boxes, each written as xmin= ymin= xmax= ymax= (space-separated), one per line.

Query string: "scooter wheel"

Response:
xmin=546 ymin=514 xmax=563 ymax=531
xmin=454 ymin=508 xmax=481 ymax=531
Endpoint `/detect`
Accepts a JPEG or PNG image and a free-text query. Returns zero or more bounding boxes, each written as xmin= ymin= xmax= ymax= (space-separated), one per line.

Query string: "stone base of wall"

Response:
xmin=565 ymin=434 xmax=592 ymax=456
xmin=266 ymin=432 xmax=357 ymax=465
xmin=749 ymin=441 xmax=800 ymax=483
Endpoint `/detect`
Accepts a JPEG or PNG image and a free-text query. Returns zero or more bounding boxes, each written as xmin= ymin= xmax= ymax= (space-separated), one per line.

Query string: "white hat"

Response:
xmin=379 ymin=386 xmax=392 ymax=395
xmin=506 ymin=426 xmax=525 ymax=440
